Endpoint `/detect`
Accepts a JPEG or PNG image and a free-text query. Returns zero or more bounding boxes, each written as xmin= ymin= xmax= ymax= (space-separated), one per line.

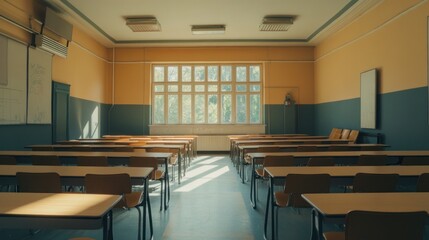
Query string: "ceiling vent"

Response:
xmin=191 ymin=25 xmax=225 ymax=35
xmin=259 ymin=16 xmax=294 ymax=31
xmin=126 ymin=17 xmax=161 ymax=32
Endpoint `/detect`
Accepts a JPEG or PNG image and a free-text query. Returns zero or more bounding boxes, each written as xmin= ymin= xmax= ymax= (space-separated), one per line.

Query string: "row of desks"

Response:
xmin=256 ymin=152 xmax=429 ymax=240
xmin=0 ymin=164 xmax=154 ymax=240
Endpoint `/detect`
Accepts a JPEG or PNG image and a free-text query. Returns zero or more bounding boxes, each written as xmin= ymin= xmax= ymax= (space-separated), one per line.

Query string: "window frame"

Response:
xmin=151 ymin=63 xmax=263 ymax=125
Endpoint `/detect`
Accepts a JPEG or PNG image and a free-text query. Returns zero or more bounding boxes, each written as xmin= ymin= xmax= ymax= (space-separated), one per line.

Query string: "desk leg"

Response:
xmin=311 ymin=208 xmax=323 ymax=240
xmin=165 ymin=159 xmax=170 ymax=210
xmin=264 ymin=177 xmax=273 ymax=240
xmin=102 ymin=210 xmax=113 ymax=240
xmin=178 ymin=153 xmax=182 ymax=184
xmin=250 ymin=158 xmax=256 ymax=209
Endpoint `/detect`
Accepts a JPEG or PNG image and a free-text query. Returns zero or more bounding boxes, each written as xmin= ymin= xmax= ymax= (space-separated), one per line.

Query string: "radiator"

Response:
xmin=197 ymin=135 xmax=230 ymax=151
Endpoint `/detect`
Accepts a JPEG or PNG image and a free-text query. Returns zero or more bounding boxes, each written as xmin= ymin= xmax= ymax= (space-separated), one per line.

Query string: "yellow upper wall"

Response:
xmin=314 ymin=0 xmax=428 ymax=103
xmin=113 ymin=46 xmax=314 ymax=105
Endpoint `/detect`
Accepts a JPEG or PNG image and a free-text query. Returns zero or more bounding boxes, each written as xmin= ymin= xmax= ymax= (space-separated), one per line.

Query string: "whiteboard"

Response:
xmin=27 ymin=47 xmax=52 ymax=124
xmin=0 ymin=36 xmax=27 ymax=124
xmin=360 ymin=69 xmax=377 ymax=129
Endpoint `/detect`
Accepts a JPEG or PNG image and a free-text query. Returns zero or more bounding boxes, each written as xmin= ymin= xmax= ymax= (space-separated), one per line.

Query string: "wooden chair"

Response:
xmin=31 ymin=155 xmax=61 ymax=166
xmin=329 ymin=128 xmax=342 ymax=139
xmin=0 ymin=156 xmax=16 ymax=165
xmin=296 ymin=145 xmax=318 ymax=152
xmin=340 ymin=129 xmax=351 ymax=140
xmin=84 ymin=173 xmax=152 ymax=240
xmin=77 ymin=156 xmax=109 ymax=166
xmin=351 ymin=173 xmax=399 ymax=193
xmin=16 ymin=172 xmax=62 ymax=193
xmin=146 ymin=147 xmax=179 ymax=181
xmin=32 ymin=146 xmax=54 ymax=151
xmin=401 ymin=156 xmax=429 ymax=165
xmin=307 ymin=157 xmax=335 ymax=166
xmin=416 ymin=173 xmax=429 ymax=192
xmin=347 ymin=130 xmax=359 ymax=143
xmin=328 ymin=145 xmax=352 ymax=151
xmin=129 ymin=157 xmax=166 ymax=211
xmin=356 ymin=155 xmax=388 ymax=166
xmin=323 ymin=210 xmax=426 ymax=240
xmin=274 ymin=174 xmax=331 ymax=239
xmin=252 ymin=155 xmax=294 ymax=205
xmin=0 ymin=156 xmax=17 ymax=191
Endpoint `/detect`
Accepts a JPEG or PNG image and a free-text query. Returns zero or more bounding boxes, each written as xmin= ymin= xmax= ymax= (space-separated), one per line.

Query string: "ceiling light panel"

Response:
xmin=126 ymin=17 xmax=161 ymax=32
xmin=191 ymin=25 xmax=225 ymax=35
xmin=259 ymin=16 xmax=294 ymax=31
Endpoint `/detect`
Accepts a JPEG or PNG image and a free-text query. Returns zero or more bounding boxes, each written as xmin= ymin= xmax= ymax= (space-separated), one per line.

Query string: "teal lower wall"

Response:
xmin=314 ymin=87 xmax=429 ymax=150
xmin=265 ymin=104 xmax=314 ymax=135
xmin=69 ymin=97 xmax=110 ymax=139
xmin=108 ymin=104 xmax=150 ymax=135
xmin=0 ymin=125 xmax=52 ymax=150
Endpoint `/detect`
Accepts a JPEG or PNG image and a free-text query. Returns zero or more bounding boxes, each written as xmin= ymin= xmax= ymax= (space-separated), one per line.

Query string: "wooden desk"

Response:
xmin=262 ymin=165 xmax=429 ymax=240
xmin=0 ymin=192 xmax=121 ymax=240
xmin=0 ymin=150 xmax=173 ymax=210
xmin=0 ymin=165 xmax=153 ymax=240
xmin=28 ymin=144 xmax=186 ymax=184
xmin=302 ymin=192 xmax=429 ymax=240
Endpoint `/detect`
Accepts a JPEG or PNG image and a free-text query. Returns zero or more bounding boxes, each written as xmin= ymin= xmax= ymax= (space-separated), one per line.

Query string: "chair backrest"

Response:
xmin=340 ymin=129 xmax=351 ymax=140
xmin=129 ymin=157 xmax=159 ymax=179
xmin=0 ymin=156 xmax=16 ymax=165
xmin=401 ymin=156 xmax=429 ymax=166
xmin=328 ymin=128 xmax=342 ymax=139
xmin=296 ymin=145 xmax=318 ymax=152
xmin=257 ymin=147 xmax=281 ymax=152
xmin=72 ymin=146 xmax=92 ymax=152
xmin=77 ymin=156 xmax=109 ymax=166
xmin=345 ymin=210 xmax=426 ymax=240
xmin=306 ymin=157 xmax=335 ymax=166
xmin=32 ymin=146 xmax=54 ymax=151
xmin=283 ymin=174 xmax=331 ymax=207
xmin=262 ymin=155 xmax=294 ymax=177
xmin=31 ymin=155 xmax=61 ymax=166
xmin=356 ymin=155 xmax=388 ymax=166
xmin=352 ymin=173 xmax=399 ymax=193
xmin=348 ymin=130 xmax=359 ymax=143
xmin=16 ymin=172 xmax=62 ymax=193
xmin=328 ymin=145 xmax=352 ymax=151
xmin=85 ymin=173 xmax=131 ymax=195
xmin=416 ymin=173 xmax=429 ymax=192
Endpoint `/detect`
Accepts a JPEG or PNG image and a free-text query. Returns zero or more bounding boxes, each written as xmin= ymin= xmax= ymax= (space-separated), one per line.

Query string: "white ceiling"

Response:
xmin=46 ymin=0 xmax=381 ymax=47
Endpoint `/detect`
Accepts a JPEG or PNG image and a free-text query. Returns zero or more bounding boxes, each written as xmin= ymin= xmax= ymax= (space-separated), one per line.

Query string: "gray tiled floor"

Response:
xmin=0 ymin=155 xmax=337 ymax=240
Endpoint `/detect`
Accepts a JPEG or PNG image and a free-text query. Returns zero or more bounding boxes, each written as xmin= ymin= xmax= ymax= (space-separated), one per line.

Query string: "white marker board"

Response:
xmin=360 ymin=69 xmax=377 ymax=129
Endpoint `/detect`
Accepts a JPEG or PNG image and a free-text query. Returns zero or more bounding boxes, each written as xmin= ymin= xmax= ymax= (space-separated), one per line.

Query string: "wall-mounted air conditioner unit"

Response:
xmin=34 ymin=34 xmax=68 ymax=58
xmin=33 ymin=7 xmax=73 ymax=58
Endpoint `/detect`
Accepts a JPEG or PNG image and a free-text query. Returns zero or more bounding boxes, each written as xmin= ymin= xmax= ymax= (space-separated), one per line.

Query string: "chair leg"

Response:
xmin=135 ymin=206 xmax=142 ymax=240
xmin=159 ymin=180 xmax=163 ymax=211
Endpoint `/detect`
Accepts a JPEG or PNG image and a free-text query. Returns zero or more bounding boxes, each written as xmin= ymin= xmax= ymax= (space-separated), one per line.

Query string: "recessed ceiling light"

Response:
xmin=191 ymin=25 xmax=225 ymax=35
xmin=125 ymin=16 xmax=161 ymax=32
xmin=259 ymin=16 xmax=294 ymax=31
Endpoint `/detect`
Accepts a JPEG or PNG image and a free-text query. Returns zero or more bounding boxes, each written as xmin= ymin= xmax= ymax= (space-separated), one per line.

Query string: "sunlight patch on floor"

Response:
xmin=174 ymin=166 xmax=229 ymax=192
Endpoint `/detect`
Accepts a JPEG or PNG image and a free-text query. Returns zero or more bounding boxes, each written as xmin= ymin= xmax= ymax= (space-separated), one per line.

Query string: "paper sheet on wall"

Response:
xmin=27 ymin=47 xmax=52 ymax=124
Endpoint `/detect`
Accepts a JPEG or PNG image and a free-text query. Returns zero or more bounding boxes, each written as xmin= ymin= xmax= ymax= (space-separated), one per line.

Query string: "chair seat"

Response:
xmin=117 ymin=192 xmax=143 ymax=209
xmin=153 ymin=170 xmax=165 ymax=180
xmin=323 ymin=231 xmax=345 ymax=240
xmin=274 ymin=191 xmax=291 ymax=207
xmin=169 ymin=154 xmax=178 ymax=165
xmin=255 ymin=168 xmax=264 ymax=178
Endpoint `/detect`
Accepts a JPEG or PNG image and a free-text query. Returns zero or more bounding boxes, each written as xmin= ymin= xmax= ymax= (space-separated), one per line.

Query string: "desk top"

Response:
xmin=0 ymin=150 xmax=172 ymax=159
xmin=0 ymin=192 xmax=122 ymax=218
xmin=239 ymin=144 xmax=387 ymax=150
xmin=248 ymin=150 xmax=429 ymax=159
xmin=302 ymin=192 xmax=429 ymax=216
xmin=28 ymin=144 xmax=184 ymax=150
xmin=235 ymin=139 xmax=351 ymax=144
xmin=265 ymin=165 xmax=429 ymax=178
xmin=0 ymin=165 xmax=153 ymax=179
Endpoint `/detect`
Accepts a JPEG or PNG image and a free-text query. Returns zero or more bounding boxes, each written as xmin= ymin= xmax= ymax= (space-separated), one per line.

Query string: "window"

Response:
xmin=152 ymin=64 xmax=262 ymax=124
